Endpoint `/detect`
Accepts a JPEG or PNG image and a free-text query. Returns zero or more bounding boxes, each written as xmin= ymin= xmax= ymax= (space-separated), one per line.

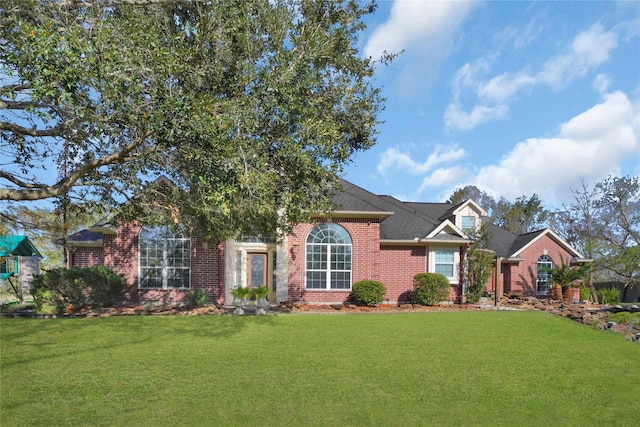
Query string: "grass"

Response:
xmin=1 ymin=311 xmax=638 ymax=426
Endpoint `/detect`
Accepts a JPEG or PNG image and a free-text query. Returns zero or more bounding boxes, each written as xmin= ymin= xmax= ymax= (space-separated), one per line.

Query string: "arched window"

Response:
xmin=305 ymin=223 xmax=352 ymax=290
xmin=139 ymin=225 xmax=191 ymax=289
xmin=537 ymin=255 xmax=553 ymax=295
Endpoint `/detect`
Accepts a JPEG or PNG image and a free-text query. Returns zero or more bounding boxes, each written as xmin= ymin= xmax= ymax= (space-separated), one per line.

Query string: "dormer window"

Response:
xmin=461 ymin=215 xmax=476 ymax=236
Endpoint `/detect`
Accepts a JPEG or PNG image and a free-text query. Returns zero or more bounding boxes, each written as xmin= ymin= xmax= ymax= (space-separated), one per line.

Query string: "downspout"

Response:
xmin=217 ymin=241 xmax=225 ymax=304
xmin=494 ymin=256 xmax=502 ymax=306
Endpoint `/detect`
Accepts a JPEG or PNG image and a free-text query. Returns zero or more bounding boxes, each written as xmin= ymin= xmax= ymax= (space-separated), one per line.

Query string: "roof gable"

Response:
xmin=509 ymin=228 xmax=585 ymax=259
xmin=424 ymin=220 xmax=466 ymax=240
xmin=0 ymin=236 xmax=43 ymax=258
xmin=452 ymin=199 xmax=487 ymax=218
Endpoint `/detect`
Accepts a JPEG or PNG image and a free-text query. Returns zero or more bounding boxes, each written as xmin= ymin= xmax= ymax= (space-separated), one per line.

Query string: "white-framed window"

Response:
xmin=139 ymin=225 xmax=191 ymax=289
xmin=305 ymin=223 xmax=352 ymax=290
xmin=434 ymin=249 xmax=456 ymax=279
xmin=537 ymin=255 xmax=553 ymax=295
xmin=461 ymin=215 xmax=476 ymax=235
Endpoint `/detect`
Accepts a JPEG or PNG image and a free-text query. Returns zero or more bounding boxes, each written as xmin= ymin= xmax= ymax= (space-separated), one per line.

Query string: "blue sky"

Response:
xmin=343 ymin=0 xmax=640 ymax=207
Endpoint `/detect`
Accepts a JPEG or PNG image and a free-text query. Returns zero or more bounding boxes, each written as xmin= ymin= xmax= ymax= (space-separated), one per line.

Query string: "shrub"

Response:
xmin=31 ymin=267 xmax=123 ymax=309
xmin=466 ymin=284 xmax=485 ymax=304
xmin=187 ymin=289 xmax=208 ymax=306
xmin=351 ymin=280 xmax=386 ymax=306
xmin=579 ymin=287 xmax=591 ymax=301
xmin=413 ymin=273 xmax=450 ymax=306
xmin=607 ymin=311 xmax=640 ymax=325
xmin=599 ymin=287 xmax=620 ymax=305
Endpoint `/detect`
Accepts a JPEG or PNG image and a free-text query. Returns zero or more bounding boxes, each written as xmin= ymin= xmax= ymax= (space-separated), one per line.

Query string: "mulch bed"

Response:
xmin=3 ymin=296 xmax=639 ymax=341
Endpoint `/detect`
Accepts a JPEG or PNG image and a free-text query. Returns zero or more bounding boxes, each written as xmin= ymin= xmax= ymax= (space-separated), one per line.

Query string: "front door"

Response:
xmin=247 ymin=253 xmax=268 ymax=289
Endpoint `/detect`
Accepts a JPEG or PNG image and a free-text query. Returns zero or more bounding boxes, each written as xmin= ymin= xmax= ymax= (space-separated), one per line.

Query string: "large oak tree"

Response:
xmin=1 ymin=0 xmax=384 ymax=239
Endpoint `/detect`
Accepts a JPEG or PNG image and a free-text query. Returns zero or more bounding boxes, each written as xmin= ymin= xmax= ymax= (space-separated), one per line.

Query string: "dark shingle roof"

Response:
xmin=507 ymin=229 xmax=547 ymax=257
xmin=483 ymin=222 xmax=518 ymax=257
xmin=331 ymin=180 xmax=467 ymax=242
xmin=331 ymin=179 xmax=395 ymax=213
xmin=68 ymin=229 xmax=104 ymax=244
xmin=377 ymin=197 xmax=445 ymax=240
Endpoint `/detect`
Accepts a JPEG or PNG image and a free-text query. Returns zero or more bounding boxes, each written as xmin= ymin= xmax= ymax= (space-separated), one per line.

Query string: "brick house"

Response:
xmin=67 ymin=178 xmax=588 ymax=305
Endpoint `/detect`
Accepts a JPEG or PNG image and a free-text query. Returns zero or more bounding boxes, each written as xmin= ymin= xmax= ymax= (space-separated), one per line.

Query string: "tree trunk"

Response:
xmin=588 ymin=276 xmax=599 ymax=304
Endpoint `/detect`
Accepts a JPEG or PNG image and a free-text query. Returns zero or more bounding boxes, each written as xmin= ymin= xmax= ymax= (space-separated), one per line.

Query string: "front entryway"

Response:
xmin=247 ymin=253 xmax=267 ymax=288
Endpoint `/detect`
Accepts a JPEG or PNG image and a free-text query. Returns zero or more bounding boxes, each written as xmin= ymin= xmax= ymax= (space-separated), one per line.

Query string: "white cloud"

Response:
xmin=559 ymin=91 xmax=633 ymax=140
xmin=364 ymin=1 xmax=477 ymax=95
xmin=446 ymin=23 xmax=620 ymax=131
xmin=364 ymin=1 xmax=475 ymax=60
xmin=450 ymin=56 xmax=495 ymax=99
xmin=444 ymin=103 xmax=509 ymax=132
xmin=593 ymin=74 xmax=612 ymax=94
xmin=377 ymin=145 xmax=467 ymax=176
xmin=417 ymin=166 xmax=469 ymax=194
xmin=478 ymin=72 xmax=536 ymax=103
xmin=471 ymin=91 xmax=639 ymax=205
xmin=539 ymin=24 xmax=617 ymax=89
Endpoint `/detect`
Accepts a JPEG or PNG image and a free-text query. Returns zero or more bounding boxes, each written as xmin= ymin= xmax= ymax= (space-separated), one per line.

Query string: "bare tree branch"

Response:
xmin=0 ymin=130 xmax=155 ymax=200
xmin=57 ymin=0 xmax=188 ymax=7
xmin=0 ymin=100 xmax=56 ymax=110
xmin=0 ymin=172 xmax=47 ymax=189
xmin=0 ymin=121 xmax=66 ymax=137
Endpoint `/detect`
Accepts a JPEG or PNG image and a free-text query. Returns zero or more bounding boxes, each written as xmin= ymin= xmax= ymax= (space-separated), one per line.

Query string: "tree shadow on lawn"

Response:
xmin=1 ymin=315 xmax=281 ymax=369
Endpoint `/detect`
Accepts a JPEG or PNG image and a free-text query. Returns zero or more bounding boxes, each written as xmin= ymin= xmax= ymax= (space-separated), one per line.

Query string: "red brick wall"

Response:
xmin=508 ymin=234 xmax=576 ymax=296
xmin=70 ymin=223 xmax=224 ymax=304
xmin=288 ymin=218 xmax=381 ymax=304
xmin=378 ymin=245 xmax=426 ymax=303
xmin=287 ymin=218 xmax=465 ymax=304
xmin=76 ymin=218 xmax=580 ymax=305
xmin=502 ymin=263 xmax=513 ymax=294
xmin=70 ymin=247 xmax=104 ymax=267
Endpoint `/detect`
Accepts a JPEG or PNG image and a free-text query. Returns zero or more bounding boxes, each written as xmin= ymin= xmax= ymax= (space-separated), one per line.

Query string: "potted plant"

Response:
xmin=253 ymin=285 xmax=270 ymax=315
xmin=551 ymin=255 xmax=589 ymax=302
xmin=231 ymin=286 xmax=250 ymax=315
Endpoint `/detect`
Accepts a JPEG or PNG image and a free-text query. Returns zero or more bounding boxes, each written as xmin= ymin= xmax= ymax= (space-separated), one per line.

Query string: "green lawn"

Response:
xmin=1 ymin=312 xmax=638 ymax=426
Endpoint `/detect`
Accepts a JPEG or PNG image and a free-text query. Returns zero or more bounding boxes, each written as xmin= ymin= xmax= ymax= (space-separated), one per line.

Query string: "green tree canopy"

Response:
xmin=550 ymin=176 xmax=639 ymax=301
xmin=1 ymin=0 xmax=385 ymax=239
xmin=448 ymin=186 xmax=549 ymax=235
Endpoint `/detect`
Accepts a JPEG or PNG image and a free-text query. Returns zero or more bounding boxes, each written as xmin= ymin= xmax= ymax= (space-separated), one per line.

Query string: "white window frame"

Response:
xmin=537 ymin=255 xmax=553 ymax=295
xmin=139 ymin=225 xmax=191 ymax=289
xmin=461 ymin=215 xmax=476 ymax=235
xmin=305 ymin=223 xmax=352 ymax=291
xmin=430 ymin=247 xmax=459 ymax=283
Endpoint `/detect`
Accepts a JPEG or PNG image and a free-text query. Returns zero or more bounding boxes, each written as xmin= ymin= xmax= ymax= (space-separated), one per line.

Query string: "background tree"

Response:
xmin=548 ymin=180 xmax=602 ymax=302
xmin=1 ymin=0 xmax=385 ymax=239
xmin=594 ymin=176 xmax=640 ymax=301
xmin=448 ymin=185 xmax=497 ymax=216
xmin=551 ymin=176 xmax=639 ymax=302
xmin=493 ymin=194 xmax=549 ymax=235
xmin=1 ymin=203 xmax=104 ymax=270
xmin=447 ymin=187 xmax=549 ymax=235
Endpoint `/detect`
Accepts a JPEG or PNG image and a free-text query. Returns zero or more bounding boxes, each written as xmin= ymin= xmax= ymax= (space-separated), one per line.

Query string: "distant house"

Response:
xmin=0 ymin=235 xmax=43 ymax=302
xmin=67 ymin=178 xmax=589 ymax=305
